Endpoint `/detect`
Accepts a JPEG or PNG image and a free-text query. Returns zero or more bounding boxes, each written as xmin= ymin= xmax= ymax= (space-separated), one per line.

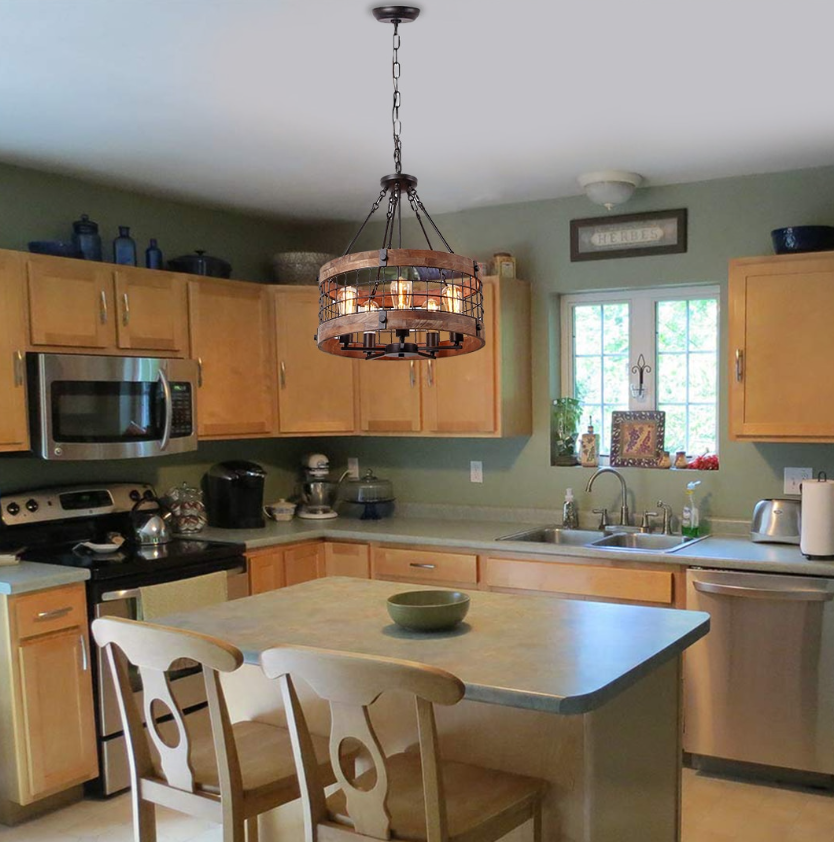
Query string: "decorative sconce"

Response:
xmin=631 ymin=353 xmax=651 ymax=400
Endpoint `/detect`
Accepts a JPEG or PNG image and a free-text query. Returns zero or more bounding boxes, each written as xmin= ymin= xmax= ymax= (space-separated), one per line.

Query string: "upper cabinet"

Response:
xmin=189 ymin=278 xmax=277 ymax=439
xmin=0 ymin=251 xmax=30 ymax=452
xmin=273 ymin=286 xmax=356 ymax=434
xmin=26 ymin=254 xmax=187 ymax=356
xmin=358 ymin=360 xmax=422 ymax=433
xmin=729 ymin=253 xmax=834 ymax=440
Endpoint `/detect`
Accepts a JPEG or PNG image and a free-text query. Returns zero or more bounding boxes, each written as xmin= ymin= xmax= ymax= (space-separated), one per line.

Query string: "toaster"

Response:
xmin=750 ymin=498 xmax=801 ymax=544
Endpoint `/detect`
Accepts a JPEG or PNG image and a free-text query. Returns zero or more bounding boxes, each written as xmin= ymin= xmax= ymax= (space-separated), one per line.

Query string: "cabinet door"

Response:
xmin=189 ymin=279 xmax=277 ymax=438
xmin=284 ymin=542 xmax=324 ymax=586
xmin=0 ymin=251 xmax=30 ymax=451
xmin=274 ymin=288 xmax=356 ymax=433
xmin=730 ymin=255 xmax=834 ymax=439
xmin=17 ymin=627 xmax=98 ymax=801
xmin=248 ymin=549 xmax=285 ymax=594
xmin=358 ymin=359 xmax=422 ymax=432
xmin=115 ymin=270 xmax=188 ymax=355
xmin=27 ymin=256 xmax=116 ymax=349
xmin=324 ymin=542 xmax=370 ymax=578
xmin=422 ymin=282 xmax=496 ymax=433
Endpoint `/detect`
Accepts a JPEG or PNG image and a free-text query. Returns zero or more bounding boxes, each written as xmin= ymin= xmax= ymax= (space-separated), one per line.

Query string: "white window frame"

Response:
xmin=560 ymin=284 xmax=720 ymax=455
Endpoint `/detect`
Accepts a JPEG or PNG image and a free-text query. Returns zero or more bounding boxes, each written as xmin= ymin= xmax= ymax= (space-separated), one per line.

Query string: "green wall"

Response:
xmin=314 ymin=165 xmax=834 ymax=523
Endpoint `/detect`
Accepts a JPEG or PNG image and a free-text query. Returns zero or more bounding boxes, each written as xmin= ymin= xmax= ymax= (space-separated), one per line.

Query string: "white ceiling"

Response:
xmin=1 ymin=0 xmax=833 ymax=221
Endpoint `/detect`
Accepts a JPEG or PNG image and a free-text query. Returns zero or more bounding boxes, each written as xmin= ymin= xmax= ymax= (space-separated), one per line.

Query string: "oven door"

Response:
xmin=29 ymin=353 xmax=198 ymax=460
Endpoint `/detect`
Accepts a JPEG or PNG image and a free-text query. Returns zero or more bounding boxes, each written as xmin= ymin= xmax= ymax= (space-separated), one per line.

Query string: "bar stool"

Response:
xmin=92 ymin=617 xmax=340 ymax=842
xmin=260 ymin=644 xmax=547 ymax=842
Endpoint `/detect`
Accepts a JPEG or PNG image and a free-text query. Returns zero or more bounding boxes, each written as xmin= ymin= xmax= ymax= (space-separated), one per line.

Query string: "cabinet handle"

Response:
xmin=79 ymin=633 xmax=88 ymax=671
xmin=122 ymin=292 xmax=130 ymax=326
xmin=99 ymin=290 xmax=108 ymax=324
xmin=427 ymin=359 xmax=434 ymax=387
xmin=35 ymin=606 xmax=72 ymax=622
xmin=13 ymin=350 xmax=23 ymax=387
xmin=197 ymin=357 xmax=204 ymax=387
xmin=409 ymin=562 xmax=436 ymax=569
xmin=409 ymin=360 xmax=416 ymax=388
xmin=280 ymin=360 xmax=286 ymax=388
xmin=735 ymin=349 xmax=743 ymax=382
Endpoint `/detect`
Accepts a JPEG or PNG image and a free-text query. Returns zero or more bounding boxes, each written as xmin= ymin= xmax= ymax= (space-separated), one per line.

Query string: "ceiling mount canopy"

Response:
xmin=316 ymin=5 xmax=484 ymax=361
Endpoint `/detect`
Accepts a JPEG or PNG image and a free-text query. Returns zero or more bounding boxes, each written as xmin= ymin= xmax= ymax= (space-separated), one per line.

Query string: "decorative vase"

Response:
xmin=113 ymin=226 xmax=137 ymax=266
xmin=72 ymin=213 xmax=103 ymax=261
xmin=145 ymin=238 xmax=163 ymax=269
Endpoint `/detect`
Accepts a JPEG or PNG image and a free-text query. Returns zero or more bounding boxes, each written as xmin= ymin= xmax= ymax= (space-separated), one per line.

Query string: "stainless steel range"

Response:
xmin=0 ymin=483 xmax=247 ymax=795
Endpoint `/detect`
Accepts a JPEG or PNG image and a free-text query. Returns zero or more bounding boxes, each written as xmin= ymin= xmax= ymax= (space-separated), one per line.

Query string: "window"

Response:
xmin=561 ymin=286 xmax=720 ymax=457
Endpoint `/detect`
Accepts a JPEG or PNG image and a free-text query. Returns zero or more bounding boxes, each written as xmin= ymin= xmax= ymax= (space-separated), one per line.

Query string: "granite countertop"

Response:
xmin=195 ymin=516 xmax=834 ymax=577
xmin=0 ymin=562 xmax=90 ymax=595
xmin=160 ymin=577 xmax=710 ymax=715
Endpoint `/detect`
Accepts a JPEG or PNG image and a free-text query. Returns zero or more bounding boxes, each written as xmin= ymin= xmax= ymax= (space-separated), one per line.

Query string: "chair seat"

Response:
xmin=326 ymin=752 xmax=546 ymax=842
xmin=157 ymin=720 xmax=331 ymax=801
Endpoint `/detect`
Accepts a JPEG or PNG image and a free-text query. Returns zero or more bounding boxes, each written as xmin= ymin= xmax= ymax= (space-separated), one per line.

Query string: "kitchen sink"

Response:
xmin=496 ymin=527 xmax=604 ymax=546
xmin=589 ymin=533 xmax=702 ymax=553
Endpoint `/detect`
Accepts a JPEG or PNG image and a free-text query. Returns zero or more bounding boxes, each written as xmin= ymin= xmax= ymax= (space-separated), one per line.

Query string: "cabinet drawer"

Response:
xmin=484 ymin=557 xmax=673 ymax=605
xmin=373 ymin=547 xmax=477 ymax=585
xmin=13 ymin=585 xmax=87 ymax=640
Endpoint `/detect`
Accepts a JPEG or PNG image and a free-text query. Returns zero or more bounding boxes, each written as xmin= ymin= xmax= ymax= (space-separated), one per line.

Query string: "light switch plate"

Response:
xmin=470 ymin=461 xmax=483 ymax=483
xmin=784 ymin=467 xmax=812 ymax=495
xmin=347 ymin=457 xmax=359 ymax=479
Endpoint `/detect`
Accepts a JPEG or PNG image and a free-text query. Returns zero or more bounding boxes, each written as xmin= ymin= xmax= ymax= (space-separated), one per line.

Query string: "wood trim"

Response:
xmin=320 ymin=249 xmax=476 ymax=281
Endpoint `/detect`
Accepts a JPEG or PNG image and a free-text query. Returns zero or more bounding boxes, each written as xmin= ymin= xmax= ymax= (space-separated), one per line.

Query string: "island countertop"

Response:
xmin=160 ymin=577 xmax=709 ymax=715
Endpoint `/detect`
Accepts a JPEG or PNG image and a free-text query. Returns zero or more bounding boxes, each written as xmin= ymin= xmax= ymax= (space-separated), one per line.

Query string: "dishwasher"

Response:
xmin=684 ymin=567 xmax=834 ymax=776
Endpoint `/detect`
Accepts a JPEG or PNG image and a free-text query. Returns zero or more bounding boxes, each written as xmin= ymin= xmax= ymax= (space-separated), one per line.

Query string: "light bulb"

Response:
xmin=426 ymin=297 xmax=440 ymax=311
xmin=390 ymin=279 xmax=412 ymax=309
xmin=337 ymin=286 xmax=357 ymax=315
xmin=441 ymin=285 xmax=462 ymax=313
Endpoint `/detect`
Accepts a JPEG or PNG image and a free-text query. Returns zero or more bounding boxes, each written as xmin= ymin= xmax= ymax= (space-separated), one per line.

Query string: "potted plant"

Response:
xmin=551 ymin=397 xmax=583 ymax=466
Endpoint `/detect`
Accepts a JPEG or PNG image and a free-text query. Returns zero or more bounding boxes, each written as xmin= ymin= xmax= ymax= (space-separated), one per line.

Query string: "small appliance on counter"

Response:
xmin=130 ymin=495 xmax=173 ymax=545
xmin=338 ymin=469 xmax=396 ymax=520
xmin=800 ymin=475 xmax=834 ymax=559
xmin=297 ymin=453 xmax=339 ymax=520
xmin=750 ymin=498 xmax=801 ymax=545
xmin=205 ymin=461 xmax=266 ymax=529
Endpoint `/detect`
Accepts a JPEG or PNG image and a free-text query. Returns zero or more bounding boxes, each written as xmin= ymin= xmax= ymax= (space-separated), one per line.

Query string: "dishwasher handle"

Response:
xmin=693 ymin=580 xmax=834 ymax=602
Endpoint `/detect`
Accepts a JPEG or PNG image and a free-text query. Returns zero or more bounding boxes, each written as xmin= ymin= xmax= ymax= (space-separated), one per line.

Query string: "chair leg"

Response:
xmin=532 ymin=802 xmax=542 ymax=842
xmin=246 ymin=816 xmax=260 ymax=842
xmin=131 ymin=796 xmax=156 ymax=842
xmin=222 ymin=812 xmax=246 ymax=842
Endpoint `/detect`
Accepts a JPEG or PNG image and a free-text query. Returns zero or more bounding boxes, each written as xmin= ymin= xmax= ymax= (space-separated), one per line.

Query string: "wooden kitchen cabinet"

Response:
xmin=114 ymin=268 xmax=188 ymax=354
xmin=357 ymin=359 xmax=422 ymax=432
xmin=324 ymin=542 xmax=370 ymax=578
xmin=188 ymin=278 xmax=277 ymax=439
xmin=0 ymin=251 xmax=30 ymax=452
xmin=284 ymin=542 xmax=324 ymax=586
xmin=273 ymin=287 xmax=356 ymax=434
xmin=0 ymin=584 xmax=98 ymax=814
xmin=247 ymin=542 xmax=325 ymax=594
xmin=729 ymin=252 xmax=834 ymax=440
xmin=372 ymin=546 xmax=478 ymax=587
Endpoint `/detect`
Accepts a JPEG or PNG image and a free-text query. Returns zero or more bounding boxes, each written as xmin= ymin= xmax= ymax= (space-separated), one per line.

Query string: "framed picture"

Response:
xmin=610 ymin=411 xmax=666 ymax=468
xmin=570 ymin=209 xmax=687 ymax=262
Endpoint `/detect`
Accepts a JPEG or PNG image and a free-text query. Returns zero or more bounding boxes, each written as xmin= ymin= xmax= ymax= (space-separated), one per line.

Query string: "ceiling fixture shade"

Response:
xmin=578 ymin=170 xmax=644 ymax=210
xmin=316 ymin=6 xmax=484 ymax=361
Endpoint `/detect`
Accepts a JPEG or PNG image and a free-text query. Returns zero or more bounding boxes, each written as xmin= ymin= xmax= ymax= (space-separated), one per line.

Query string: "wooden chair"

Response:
xmin=260 ymin=645 xmax=547 ymax=842
xmin=92 ymin=617 xmax=340 ymax=842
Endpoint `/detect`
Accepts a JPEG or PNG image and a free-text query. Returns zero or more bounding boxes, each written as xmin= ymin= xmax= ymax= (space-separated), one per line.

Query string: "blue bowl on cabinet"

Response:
xmin=771 ymin=226 xmax=834 ymax=255
xmin=28 ymin=240 xmax=84 ymax=258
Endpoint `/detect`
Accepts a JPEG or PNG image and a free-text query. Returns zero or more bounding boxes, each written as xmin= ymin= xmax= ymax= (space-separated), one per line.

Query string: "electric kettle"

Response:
xmin=130 ymin=496 xmax=173 ymax=545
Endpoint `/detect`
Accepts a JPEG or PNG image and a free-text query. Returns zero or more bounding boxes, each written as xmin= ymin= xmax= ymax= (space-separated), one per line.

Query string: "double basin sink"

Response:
xmin=497 ymin=527 xmax=703 ymax=554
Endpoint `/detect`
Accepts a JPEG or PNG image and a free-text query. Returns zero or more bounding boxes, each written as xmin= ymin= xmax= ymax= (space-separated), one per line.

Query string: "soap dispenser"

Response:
xmin=682 ymin=481 xmax=702 ymax=538
xmin=562 ymin=488 xmax=579 ymax=529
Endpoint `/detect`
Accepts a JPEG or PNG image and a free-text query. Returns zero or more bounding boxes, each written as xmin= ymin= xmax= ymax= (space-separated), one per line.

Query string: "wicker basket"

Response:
xmin=271 ymin=251 xmax=336 ymax=285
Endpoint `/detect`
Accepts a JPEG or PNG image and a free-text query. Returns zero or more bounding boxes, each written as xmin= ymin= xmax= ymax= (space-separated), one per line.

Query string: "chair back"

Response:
xmin=92 ymin=616 xmax=243 ymax=795
xmin=260 ymin=645 xmax=465 ymax=841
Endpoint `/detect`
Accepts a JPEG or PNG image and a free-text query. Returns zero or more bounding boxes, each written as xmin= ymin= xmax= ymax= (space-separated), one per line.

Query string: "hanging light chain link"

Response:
xmin=392 ymin=20 xmax=402 ymax=174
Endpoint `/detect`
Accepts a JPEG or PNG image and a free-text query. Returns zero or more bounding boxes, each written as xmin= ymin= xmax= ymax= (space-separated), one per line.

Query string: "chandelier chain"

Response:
xmin=392 ymin=20 xmax=402 ymax=174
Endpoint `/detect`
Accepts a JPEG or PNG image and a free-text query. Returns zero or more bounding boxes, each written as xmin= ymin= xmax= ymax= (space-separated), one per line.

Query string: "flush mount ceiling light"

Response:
xmin=578 ymin=170 xmax=644 ymax=211
xmin=316 ymin=5 xmax=484 ymax=361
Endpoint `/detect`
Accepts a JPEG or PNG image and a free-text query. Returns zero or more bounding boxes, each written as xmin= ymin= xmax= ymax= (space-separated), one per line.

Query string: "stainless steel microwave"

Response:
xmin=27 ymin=354 xmax=199 ymax=460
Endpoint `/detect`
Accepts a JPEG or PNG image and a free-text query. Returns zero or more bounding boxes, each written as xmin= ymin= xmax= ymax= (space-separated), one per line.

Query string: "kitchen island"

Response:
xmin=162 ymin=577 xmax=709 ymax=842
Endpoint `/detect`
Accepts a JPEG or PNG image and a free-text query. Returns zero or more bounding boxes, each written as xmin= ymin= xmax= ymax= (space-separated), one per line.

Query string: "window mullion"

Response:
xmin=628 ymin=299 xmax=654 ymax=410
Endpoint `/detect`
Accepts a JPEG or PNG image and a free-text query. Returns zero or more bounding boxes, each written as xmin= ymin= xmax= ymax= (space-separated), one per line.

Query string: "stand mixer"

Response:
xmin=297 ymin=453 xmax=340 ymax=519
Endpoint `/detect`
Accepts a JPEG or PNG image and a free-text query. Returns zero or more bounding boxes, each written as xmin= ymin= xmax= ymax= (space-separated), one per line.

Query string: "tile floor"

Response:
xmin=0 ymin=768 xmax=832 ymax=841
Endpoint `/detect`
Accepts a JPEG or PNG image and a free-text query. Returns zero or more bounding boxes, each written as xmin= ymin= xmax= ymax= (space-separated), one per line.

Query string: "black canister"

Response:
xmin=71 ymin=213 xmax=103 ymax=261
xmin=205 ymin=461 xmax=266 ymax=529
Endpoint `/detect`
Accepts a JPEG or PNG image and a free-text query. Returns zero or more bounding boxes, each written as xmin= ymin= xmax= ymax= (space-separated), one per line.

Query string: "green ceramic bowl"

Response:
xmin=386 ymin=590 xmax=471 ymax=632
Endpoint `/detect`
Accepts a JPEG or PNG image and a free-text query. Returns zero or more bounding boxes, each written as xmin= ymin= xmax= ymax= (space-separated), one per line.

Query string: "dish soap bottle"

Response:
xmin=562 ymin=488 xmax=579 ymax=529
xmin=579 ymin=417 xmax=599 ymax=468
xmin=682 ymin=481 xmax=702 ymax=538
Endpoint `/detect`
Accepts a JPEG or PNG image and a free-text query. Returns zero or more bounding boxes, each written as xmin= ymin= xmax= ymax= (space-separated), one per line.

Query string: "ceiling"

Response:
xmin=1 ymin=0 xmax=833 ymax=221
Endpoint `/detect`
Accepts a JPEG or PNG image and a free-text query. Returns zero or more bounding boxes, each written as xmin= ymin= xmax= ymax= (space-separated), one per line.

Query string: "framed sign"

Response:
xmin=570 ymin=209 xmax=687 ymax=262
xmin=610 ymin=410 xmax=666 ymax=468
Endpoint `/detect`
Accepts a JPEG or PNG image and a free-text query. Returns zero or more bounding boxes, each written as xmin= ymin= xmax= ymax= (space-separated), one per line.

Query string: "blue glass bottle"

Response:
xmin=72 ymin=213 xmax=103 ymax=261
xmin=145 ymin=238 xmax=163 ymax=270
xmin=113 ymin=226 xmax=137 ymax=266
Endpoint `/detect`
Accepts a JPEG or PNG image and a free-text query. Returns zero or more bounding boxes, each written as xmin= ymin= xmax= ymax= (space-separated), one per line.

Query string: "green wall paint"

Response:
xmin=314 ymin=166 xmax=834 ymax=523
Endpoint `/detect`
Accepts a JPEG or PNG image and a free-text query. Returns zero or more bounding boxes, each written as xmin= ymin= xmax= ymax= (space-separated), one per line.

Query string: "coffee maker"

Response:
xmin=205 ymin=461 xmax=266 ymax=528
xmin=297 ymin=453 xmax=339 ymax=520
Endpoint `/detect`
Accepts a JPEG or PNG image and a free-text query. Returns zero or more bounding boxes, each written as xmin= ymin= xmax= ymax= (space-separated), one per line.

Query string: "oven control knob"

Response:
xmin=6 ymin=502 xmax=19 ymax=516
xmin=25 ymin=499 xmax=39 ymax=513
xmin=129 ymin=489 xmax=142 ymax=502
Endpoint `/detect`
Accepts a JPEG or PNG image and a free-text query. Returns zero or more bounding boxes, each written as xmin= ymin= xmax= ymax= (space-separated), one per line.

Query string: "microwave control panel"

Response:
xmin=170 ymin=382 xmax=194 ymax=438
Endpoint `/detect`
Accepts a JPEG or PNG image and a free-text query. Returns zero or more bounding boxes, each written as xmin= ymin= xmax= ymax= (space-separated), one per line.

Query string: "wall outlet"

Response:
xmin=784 ymin=467 xmax=812 ymax=495
xmin=347 ymin=457 xmax=359 ymax=479
xmin=470 ymin=461 xmax=483 ymax=483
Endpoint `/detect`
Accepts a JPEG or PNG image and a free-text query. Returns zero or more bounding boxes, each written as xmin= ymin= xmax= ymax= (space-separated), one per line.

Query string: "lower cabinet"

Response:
xmin=0 ymin=584 xmax=98 ymax=812
xmin=247 ymin=542 xmax=325 ymax=595
xmin=371 ymin=546 xmax=478 ymax=587
xmin=324 ymin=542 xmax=370 ymax=578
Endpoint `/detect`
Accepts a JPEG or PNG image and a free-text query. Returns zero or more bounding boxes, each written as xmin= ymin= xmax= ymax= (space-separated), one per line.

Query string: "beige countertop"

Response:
xmin=0 ymin=561 xmax=90 ymax=595
xmin=160 ymin=577 xmax=710 ymax=714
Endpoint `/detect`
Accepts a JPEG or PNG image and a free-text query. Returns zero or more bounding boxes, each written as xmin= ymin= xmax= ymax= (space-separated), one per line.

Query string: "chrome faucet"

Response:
xmin=585 ymin=467 xmax=630 ymax=526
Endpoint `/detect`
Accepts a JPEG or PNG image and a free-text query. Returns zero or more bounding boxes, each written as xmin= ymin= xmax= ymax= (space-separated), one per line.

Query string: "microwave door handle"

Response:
xmin=158 ymin=369 xmax=173 ymax=452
